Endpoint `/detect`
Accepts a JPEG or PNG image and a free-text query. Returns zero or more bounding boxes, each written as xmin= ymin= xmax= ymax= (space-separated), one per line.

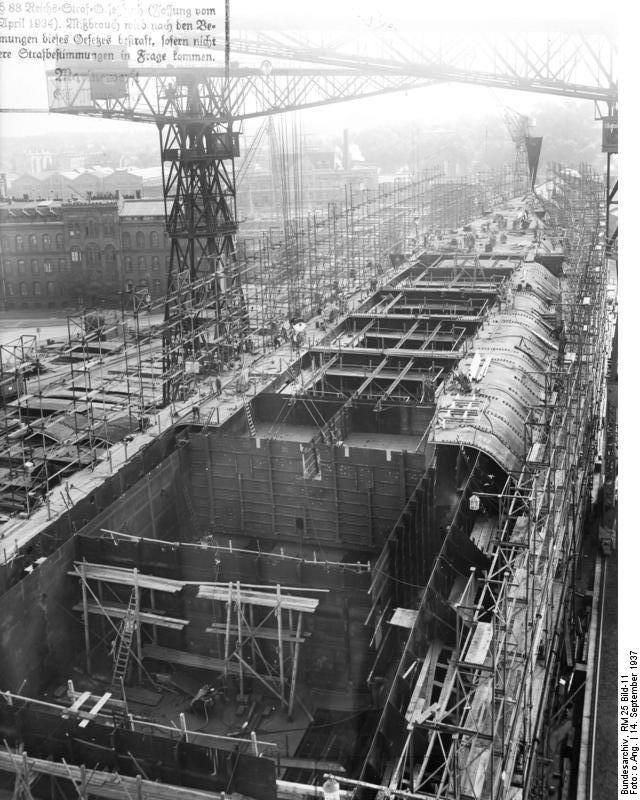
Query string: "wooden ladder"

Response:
xmin=243 ymin=396 xmax=257 ymax=437
xmin=112 ymin=591 xmax=136 ymax=687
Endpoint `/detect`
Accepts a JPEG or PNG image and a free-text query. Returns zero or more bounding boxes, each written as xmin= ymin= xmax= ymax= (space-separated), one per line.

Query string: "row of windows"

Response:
xmin=6 ymin=281 xmax=58 ymax=297
xmin=5 ymin=279 xmax=165 ymax=300
xmin=3 ymin=258 xmax=68 ymax=274
xmin=2 ymin=228 xmax=166 ymax=254
xmin=121 ymin=230 xmax=164 ymax=249
xmin=123 ymin=255 xmax=166 ymax=272
xmin=84 ymin=243 xmax=117 ymax=267
xmin=67 ymin=220 xmax=116 ymax=239
xmin=5 ymin=250 xmax=171 ymax=273
xmin=3 ymin=233 xmax=65 ymax=252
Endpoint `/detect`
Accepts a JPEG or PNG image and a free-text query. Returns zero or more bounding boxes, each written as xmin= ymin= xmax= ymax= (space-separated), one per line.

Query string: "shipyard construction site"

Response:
xmin=0 ymin=17 xmax=618 ymax=800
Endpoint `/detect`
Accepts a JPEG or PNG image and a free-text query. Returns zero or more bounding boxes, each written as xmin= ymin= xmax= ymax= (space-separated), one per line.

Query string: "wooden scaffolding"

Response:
xmin=69 ymin=561 xmax=320 ymax=718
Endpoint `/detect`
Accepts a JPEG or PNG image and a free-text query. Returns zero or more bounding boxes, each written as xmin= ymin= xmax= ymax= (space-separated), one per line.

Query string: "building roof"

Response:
xmin=119 ymin=199 xmax=166 ymax=218
xmin=87 ymin=166 xmax=115 ymax=178
xmin=127 ymin=167 xmax=163 ymax=182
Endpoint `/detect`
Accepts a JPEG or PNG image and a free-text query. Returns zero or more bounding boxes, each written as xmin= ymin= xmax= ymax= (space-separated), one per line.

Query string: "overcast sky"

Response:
xmin=0 ymin=0 xmax=618 ymax=138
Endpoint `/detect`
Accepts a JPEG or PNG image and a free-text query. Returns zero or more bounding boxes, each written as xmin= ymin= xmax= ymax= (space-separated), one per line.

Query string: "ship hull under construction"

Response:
xmin=0 ymin=167 xmax=616 ymax=800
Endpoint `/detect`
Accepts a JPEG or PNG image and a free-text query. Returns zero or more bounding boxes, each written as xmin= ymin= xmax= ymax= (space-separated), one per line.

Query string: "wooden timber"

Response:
xmin=197 ymin=585 xmax=319 ymax=613
xmin=142 ymin=645 xmax=242 ymax=675
xmin=205 ymin=621 xmax=306 ymax=643
xmin=72 ymin=602 xmax=189 ymax=630
xmin=69 ymin=562 xmax=185 ymax=593
xmin=0 ymin=750 xmax=228 ymax=800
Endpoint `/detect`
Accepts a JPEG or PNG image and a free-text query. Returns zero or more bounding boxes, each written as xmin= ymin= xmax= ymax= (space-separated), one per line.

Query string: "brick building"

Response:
xmin=0 ymin=202 xmax=68 ymax=311
xmin=0 ymin=199 xmax=169 ymax=311
xmin=119 ymin=199 xmax=169 ymax=300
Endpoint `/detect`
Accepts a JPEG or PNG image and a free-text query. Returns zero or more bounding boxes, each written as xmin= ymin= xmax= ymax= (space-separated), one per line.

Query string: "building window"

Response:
xmin=31 ymin=259 xmax=39 ymax=274
xmin=150 ymin=231 xmax=159 ymax=248
xmin=136 ymin=231 xmax=145 ymax=249
xmin=42 ymin=234 xmax=51 ymax=249
xmin=56 ymin=233 xmax=64 ymax=250
xmin=165 ymin=254 xmax=170 ymax=268
xmin=17 ymin=259 xmax=26 ymax=274
xmin=85 ymin=244 xmax=100 ymax=268
xmin=15 ymin=235 xmax=24 ymax=251
xmin=124 ymin=256 xmax=133 ymax=273
xmin=68 ymin=223 xmax=80 ymax=238
xmin=43 ymin=261 xmax=53 ymax=273
xmin=6 ymin=283 xmax=15 ymax=296
xmin=33 ymin=281 xmax=41 ymax=296
xmin=122 ymin=231 xmax=131 ymax=248
xmin=137 ymin=256 xmax=146 ymax=270
xmin=58 ymin=258 xmax=67 ymax=271
xmin=3 ymin=259 xmax=12 ymax=275
xmin=103 ymin=221 xmax=115 ymax=237
xmin=153 ymin=279 xmax=162 ymax=294
xmin=19 ymin=282 xmax=28 ymax=296
xmin=151 ymin=256 xmax=160 ymax=272
xmin=104 ymin=245 xmax=116 ymax=267
xmin=71 ymin=247 xmax=82 ymax=263
xmin=1 ymin=237 xmax=10 ymax=252
xmin=47 ymin=281 xmax=56 ymax=296
xmin=28 ymin=234 xmax=37 ymax=250
xmin=86 ymin=219 xmax=99 ymax=238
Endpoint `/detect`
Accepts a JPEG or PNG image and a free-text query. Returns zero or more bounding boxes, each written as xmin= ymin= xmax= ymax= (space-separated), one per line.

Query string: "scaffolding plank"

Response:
xmin=142 ymin=644 xmax=241 ymax=675
xmin=68 ymin=689 xmax=126 ymax=711
xmin=205 ymin=622 xmax=306 ymax=643
xmin=0 ymin=750 xmax=229 ymax=800
xmin=78 ymin=693 xmax=112 ymax=728
xmin=388 ymin=608 xmax=418 ymax=629
xmin=469 ymin=518 xmax=497 ymax=553
xmin=277 ymin=757 xmax=345 ymax=773
xmin=464 ymin=621 xmax=493 ymax=666
xmin=197 ymin=586 xmax=318 ymax=612
xmin=67 ymin=691 xmax=91 ymax=713
xmin=72 ymin=602 xmax=189 ymax=630
xmin=405 ymin=641 xmax=443 ymax=725
xmin=69 ymin=562 xmax=185 ymax=593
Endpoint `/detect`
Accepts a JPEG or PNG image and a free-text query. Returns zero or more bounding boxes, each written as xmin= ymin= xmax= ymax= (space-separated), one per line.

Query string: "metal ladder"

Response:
xmin=243 ymin=396 xmax=257 ymax=437
xmin=112 ymin=590 xmax=136 ymax=687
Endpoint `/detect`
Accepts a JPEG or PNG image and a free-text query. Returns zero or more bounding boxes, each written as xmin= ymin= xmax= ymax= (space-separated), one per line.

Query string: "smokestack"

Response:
xmin=343 ymin=129 xmax=350 ymax=173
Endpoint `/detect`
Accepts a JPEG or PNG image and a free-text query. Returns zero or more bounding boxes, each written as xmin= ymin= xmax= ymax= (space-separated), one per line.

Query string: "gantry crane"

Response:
xmin=502 ymin=106 xmax=532 ymax=187
xmin=44 ymin=26 xmax=616 ymax=404
xmin=48 ymin=64 xmax=440 ymax=402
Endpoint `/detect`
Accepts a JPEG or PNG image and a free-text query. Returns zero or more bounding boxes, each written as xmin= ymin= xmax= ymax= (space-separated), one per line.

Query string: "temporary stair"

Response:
xmin=243 ymin=396 xmax=257 ymax=437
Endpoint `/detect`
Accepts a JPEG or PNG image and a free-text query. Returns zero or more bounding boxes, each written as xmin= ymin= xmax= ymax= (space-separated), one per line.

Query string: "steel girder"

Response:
xmin=46 ymin=67 xmax=439 ymax=122
xmin=221 ymin=29 xmax=617 ymax=103
xmin=47 ymin=67 xmax=439 ymax=403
